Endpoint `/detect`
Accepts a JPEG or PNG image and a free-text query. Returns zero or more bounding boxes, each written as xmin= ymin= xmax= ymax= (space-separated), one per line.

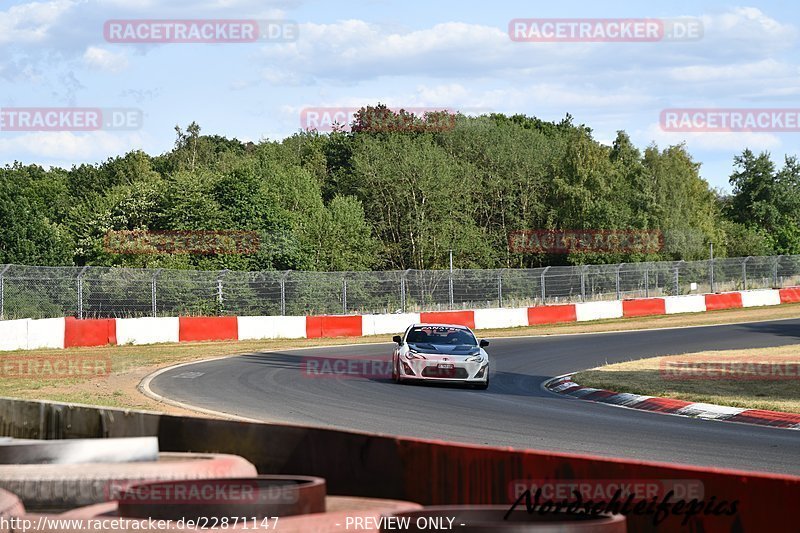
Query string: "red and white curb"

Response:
xmin=545 ymin=374 xmax=800 ymax=430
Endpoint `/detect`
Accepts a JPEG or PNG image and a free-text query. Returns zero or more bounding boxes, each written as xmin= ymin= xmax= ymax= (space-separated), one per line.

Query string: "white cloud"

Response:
xmin=95 ymin=0 xmax=292 ymax=17
xmin=0 ymin=0 xmax=76 ymax=45
xmin=668 ymin=58 xmax=790 ymax=83
xmin=708 ymin=6 xmax=796 ymax=43
xmin=0 ymin=131 xmax=146 ymax=162
xmin=83 ymin=46 xmax=129 ymax=72
xmin=256 ymin=20 xmax=517 ymax=83
xmin=644 ymin=122 xmax=782 ymax=152
xmin=250 ymin=8 xmax=797 ymax=90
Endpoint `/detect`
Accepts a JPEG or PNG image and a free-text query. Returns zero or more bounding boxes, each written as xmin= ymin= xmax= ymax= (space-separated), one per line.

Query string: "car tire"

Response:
xmin=391 ymin=358 xmax=399 ymax=383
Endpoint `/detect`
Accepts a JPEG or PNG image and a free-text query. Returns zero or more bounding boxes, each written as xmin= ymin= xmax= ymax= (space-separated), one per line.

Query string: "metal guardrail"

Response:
xmin=0 ymin=255 xmax=799 ymax=319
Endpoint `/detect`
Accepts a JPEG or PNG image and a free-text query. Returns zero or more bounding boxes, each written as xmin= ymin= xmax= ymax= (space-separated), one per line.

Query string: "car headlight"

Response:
xmin=405 ymin=351 xmax=424 ymax=360
xmin=465 ymin=354 xmax=485 ymax=363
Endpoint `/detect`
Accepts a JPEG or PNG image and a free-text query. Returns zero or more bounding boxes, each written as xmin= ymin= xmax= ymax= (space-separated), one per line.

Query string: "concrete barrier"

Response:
xmin=0 ymin=319 xmax=28 ymax=352
xmin=705 ymin=292 xmax=743 ymax=311
xmin=527 ymin=304 xmax=577 ymax=325
xmin=740 ymin=289 xmax=782 ymax=308
xmin=237 ymin=316 xmax=276 ymax=340
xmin=273 ymin=316 xmax=308 ymax=339
xmin=622 ymin=298 xmax=666 ymax=318
xmin=116 ymin=317 xmax=179 ymax=345
xmin=663 ymin=294 xmax=706 ymax=314
xmin=397 ymin=439 xmax=795 ymax=532
xmin=779 ymin=286 xmax=800 ymax=303
xmin=420 ymin=311 xmax=475 ymax=329
xmin=64 ymin=318 xmax=117 ymax=348
xmin=306 ymin=316 xmax=363 ymax=338
xmin=361 ymin=314 xmax=420 ymax=336
xmin=473 ymin=308 xmax=528 ymax=330
xmin=26 ymin=318 xmax=65 ymax=350
xmin=179 ymin=317 xmax=238 ymax=342
xmin=575 ymin=300 xmax=623 ymax=322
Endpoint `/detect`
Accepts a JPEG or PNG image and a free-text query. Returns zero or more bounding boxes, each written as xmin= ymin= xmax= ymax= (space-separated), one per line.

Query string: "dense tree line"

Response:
xmin=2 ymin=106 xmax=798 ymax=272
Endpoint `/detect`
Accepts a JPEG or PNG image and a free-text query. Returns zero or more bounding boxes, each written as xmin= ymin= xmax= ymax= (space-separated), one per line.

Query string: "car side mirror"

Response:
xmin=393 ymin=335 xmax=402 ymax=345
xmin=479 ymin=339 xmax=489 ymax=348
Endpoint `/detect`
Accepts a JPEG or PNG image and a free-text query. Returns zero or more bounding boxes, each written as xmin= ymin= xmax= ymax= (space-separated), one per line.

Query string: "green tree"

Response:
xmin=727 ymin=150 xmax=800 ymax=254
xmin=0 ymin=165 xmax=73 ymax=265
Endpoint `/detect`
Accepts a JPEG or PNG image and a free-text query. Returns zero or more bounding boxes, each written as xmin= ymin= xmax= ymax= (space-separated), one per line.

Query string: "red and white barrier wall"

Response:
xmin=1 ymin=288 xmax=799 ymax=351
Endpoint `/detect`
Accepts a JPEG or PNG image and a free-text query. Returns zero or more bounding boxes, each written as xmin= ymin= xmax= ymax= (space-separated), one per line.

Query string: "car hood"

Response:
xmin=407 ymin=343 xmax=480 ymax=356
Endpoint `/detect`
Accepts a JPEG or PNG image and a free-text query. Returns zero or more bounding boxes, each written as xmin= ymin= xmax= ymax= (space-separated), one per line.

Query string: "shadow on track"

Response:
xmin=738 ymin=319 xmax=800 ymax=340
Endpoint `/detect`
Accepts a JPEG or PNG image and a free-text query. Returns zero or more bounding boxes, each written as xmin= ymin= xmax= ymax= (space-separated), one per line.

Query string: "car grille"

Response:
xmin=421 ymin=366 xmax=468 ymax=379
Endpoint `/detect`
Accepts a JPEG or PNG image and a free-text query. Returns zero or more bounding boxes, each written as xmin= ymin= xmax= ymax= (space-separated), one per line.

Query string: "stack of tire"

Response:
xmin=0 ymin=436 xmax=421 ymax=532
xmin=0 ymin=437 xmax=625 ymax=531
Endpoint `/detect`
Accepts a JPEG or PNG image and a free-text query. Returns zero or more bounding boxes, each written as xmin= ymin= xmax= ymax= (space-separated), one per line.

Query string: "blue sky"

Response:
xmin=0 ymin=0 xmax=798 ymax=191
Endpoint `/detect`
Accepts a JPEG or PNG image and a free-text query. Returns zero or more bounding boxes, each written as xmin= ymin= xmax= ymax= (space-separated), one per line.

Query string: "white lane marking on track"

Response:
xmin=173 ymin=371 xmax=205 ymax=379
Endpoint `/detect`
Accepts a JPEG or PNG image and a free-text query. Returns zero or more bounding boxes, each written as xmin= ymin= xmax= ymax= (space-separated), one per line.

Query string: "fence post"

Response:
xmin=151 ymin=269 xmax=162 ymax=318
xmin=401 ymin=269 xmax=411 ymax=312
xmin=497 ymin=269 xmax=504 ymax=308
xmin=342 ymin=277 xmax=347 ymax=314
xmin=76 ymin=266 xmax=89 ymax=319
xmin=774 ymin=255 xmax=783 ymax=287
xmin=742 ymin=256 xmax=752 ymax=291
xmin=580 ymin=266 xmax=587 ymax=302
xmin=448 ymin=251 xmax=454 ymax=309
xmin=709 ymin=258 xmax=715 ymax=293
xmin=216 ymin=270 xmax=229 ymax=315
xmin=674 ymin=261 xmax=684 ymax=295
xmin=615 ymin=263 xmax=624 ymax=300
xmin=0 ymin=264 xmax=10 ymax=320
xmin=279 ymin=270 xmax=292 ymax=316
xmin=644 ymin=266 xmax=650 ymax=298
xmin=540 ymin=266 xmax=551 ymax=304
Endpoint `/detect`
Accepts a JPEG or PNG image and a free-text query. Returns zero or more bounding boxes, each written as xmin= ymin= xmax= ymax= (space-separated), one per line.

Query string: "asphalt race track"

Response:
xmin=150 ymin=318 xmax=800 ymax=475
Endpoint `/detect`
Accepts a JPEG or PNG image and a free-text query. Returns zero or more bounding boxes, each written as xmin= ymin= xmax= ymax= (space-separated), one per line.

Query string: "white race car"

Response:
xmin=391 ymin=324 xmax=490 ymax=389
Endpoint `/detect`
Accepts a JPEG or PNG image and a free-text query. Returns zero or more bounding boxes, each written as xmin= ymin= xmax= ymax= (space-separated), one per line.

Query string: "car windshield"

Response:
xmin=406 ymin=326 xmax=477 ymax=346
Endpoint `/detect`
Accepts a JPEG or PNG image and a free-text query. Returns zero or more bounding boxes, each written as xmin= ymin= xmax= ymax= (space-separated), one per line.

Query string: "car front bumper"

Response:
xmin=398 ymin=356 xmax=489 ymax=382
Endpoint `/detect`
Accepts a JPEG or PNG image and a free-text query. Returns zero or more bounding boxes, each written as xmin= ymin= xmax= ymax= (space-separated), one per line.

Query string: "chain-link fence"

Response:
xmin=1 ymin=255 xmax=800 ymax=320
